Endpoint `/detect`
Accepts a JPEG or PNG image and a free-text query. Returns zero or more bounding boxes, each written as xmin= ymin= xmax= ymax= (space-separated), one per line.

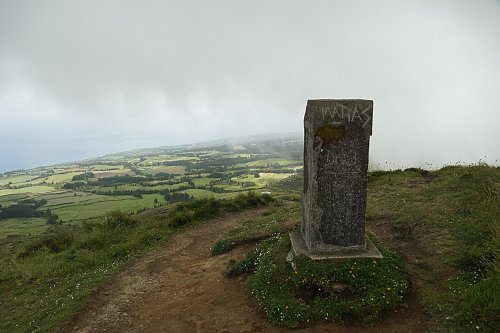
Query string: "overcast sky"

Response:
xmin=0 ymin=0 xmax=499 ymax=172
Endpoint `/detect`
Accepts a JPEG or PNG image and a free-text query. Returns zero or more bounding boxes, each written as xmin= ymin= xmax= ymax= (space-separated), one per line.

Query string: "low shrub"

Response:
xmin=169 ymin=210 xmax=195 ymax=227
xmin=211 ymin=239 xmax=231 ymax=256
xmin=102 ymin=210 xmax=137 ymax=229
xmin=170 ymin=192 xmax=275 ymax=229
xmin=226 ymin=191 xmax=274 ymax=212
xmin=20 ymin=227 xmax=75 ymax=256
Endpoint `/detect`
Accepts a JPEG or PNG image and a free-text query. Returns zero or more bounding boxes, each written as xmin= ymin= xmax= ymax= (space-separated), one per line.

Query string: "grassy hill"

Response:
xmin=0 ymin=135 xmax=498 ymax=332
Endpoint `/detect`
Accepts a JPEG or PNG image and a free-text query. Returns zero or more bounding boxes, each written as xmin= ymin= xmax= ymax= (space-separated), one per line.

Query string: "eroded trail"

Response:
xmin=66 ymin=207 xmax=424 ymax=333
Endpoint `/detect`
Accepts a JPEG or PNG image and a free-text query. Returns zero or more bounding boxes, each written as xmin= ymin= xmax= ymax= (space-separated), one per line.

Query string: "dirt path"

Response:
xmin=66 ymin=207 xmax=424 ymax=333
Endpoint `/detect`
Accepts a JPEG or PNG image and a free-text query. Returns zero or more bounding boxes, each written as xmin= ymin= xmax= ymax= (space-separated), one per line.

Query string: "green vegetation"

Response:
xmin=0 ymin=134 xmax=498 ymax=332
xmin=0 ymin=211 xmax=169 ymax=332
xmin=366 ymin=165 xmax=499 ymax=332
xmin=212 ymin=164 xmax=499 ymax=331
xmin=0 ymin=199 xmax=60 ymax=226
xmin=0 ymin=194 xmax=272 ymax=332
xmin=213 ymin=202 xmax=409 ymax=328
xmin=237 ymin=236 xmax=408 ymax=328
xmin=0 ymin=185 xmax=57 ymax=196
xmin=167 ymin=192 xmax=274 ymax=228
xmin=46 ymin=194 xmax=165 ymax=224
xmin=0 ymin=217 xmax=47 ymax=239
xmin=211 ymin=203 xmax=299 ymax=255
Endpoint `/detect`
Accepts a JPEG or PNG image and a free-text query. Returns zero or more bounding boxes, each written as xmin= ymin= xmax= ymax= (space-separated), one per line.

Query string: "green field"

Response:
xmin=0 ymin=193 xmax=29 ymax=204
xmin=49 ymin=194 xmax=165 ymax=223
xmin=192 ymin=177 xmax=218 ymax=186
xmin=144 ymin=166 xmax=186 ymax=175
xmin=40 ymin=191 xmax=104 ymax=206
xmin=241 ymin=158 xmax=299 ymax=167
xmin=0 ymin=185 xmax=59 ymax=196
xmin=232 ymin=172 xmax=294 ymax=187
xmin=0 ymin=143 xmax=302 ymax=240
xmin=0 ymin=217 xmax=48 ymax=238
xmin=0 ymin=134 xmax=498 ymax=332
xmin=88 ymin=164 xmax=123 ymax=170
xmin=93 ymin=169 xmax=134 ymax=178
xmin=181 ymin=188 xmax=219 ymax=199
xmin=0 ymin=174 xmax=34 ymax=186
xmin=0 ymin=138 xmax=324 ymax=242
xmin=45 ymin=171 xmax=84 ymax=184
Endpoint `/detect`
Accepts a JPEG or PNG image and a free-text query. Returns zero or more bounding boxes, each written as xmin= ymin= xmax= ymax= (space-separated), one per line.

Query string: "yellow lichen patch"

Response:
xmin=315 ymin=124 xmax=346 ymax=146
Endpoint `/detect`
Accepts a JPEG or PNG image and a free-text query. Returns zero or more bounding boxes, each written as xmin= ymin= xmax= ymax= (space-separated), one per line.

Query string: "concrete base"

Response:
xmin=289 ymin=231 xmax=383 ymax=260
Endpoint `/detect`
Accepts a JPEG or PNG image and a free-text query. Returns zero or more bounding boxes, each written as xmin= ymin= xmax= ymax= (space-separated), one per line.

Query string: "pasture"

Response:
xmin=0 ymin=217 xmax=48 ymax=238
xmin=0 ymin=137 xmax=302 ymax=237
xmin=49 ymin=194 xmax=165 ymax=224
xmin=144 ymin=165 xmax=186 ymax=175
xmin=45 ymin=171 xmax=84 ymax=184
xmin=232 ymin=172 xmax=295 ymax=187
xmin=0 ymin=134 xmax=498 ymax=332
xmin=0 ymin=185 xmax=59 ymax=196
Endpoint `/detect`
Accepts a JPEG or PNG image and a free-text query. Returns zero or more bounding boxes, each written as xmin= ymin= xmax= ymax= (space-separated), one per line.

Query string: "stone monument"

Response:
xmin=290 ymin=99 xmax=382 ymax=259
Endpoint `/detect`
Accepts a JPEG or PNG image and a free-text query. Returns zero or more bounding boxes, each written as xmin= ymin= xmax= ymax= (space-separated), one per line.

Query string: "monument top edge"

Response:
xmin=307 ymin=99 xmax=373 ymax=103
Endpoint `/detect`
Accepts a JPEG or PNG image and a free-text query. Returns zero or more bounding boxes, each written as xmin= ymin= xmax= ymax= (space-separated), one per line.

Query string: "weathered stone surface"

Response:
xmin=296 ymin=99 xmax=380 ymax=258
xmin=289 ymin=231 xmax=382 ymax=259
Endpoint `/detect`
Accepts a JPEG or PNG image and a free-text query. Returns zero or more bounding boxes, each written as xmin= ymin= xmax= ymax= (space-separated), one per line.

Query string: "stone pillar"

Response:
xmin=290 ymin=99 xmax=382 ymax=259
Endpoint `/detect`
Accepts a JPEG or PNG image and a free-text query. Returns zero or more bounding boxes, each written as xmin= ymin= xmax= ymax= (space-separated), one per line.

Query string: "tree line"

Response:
xmin=0 ymin=199 xmax=60 ymax=224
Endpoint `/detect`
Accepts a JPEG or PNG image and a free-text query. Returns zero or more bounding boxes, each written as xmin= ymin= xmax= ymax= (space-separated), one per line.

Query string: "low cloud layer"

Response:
xmin=1 ymin=0 xmax=499 ymax=172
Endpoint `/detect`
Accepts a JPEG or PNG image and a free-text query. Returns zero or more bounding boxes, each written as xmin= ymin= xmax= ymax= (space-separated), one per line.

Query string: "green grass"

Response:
xmin=232 ymin=173 xmax=294 ymax=188
xmin=0 ymin=192 xmax=166 ymax=239
xmin=0 ymin=186 xmax=58 ymax=196
xmin=0 ymin=212 xmax=172 ymax=333
xmin=144 ymin=166 xmax=186 ymax=175
xmin=0 ymin=194 xmax=272 ymax=332
xmin=0 ymin=175 xmax=35 ymax=186
xmin=241 ymin=158 xmax=300 ymax=167
xmin=181 ymin=188 xmax=219 ymax=198
xmin=168 ymin=192 xmax=275 ymax=228
xmin=49 ymin=194 xmax=165 ymax=223
xmin=239 ymin=235 xmax=408 ymax=328
xmin=211 ymin=165 xmax=499 ymax=331
xmin=40 ymin=191 xmax=103 ymax=207
xmin=44 ymin=172 xmax=84 ymax=184
xmin=92 ymin=169 xmax=134 ymax=178
xmin=1 ymin=141 xmax=498 ymax=332
xmin=218 ymin=183 xmax=248 ymax=191
xmin=212 ymin=196 xmax=409 ymax=328
xmin=273 ymin=174 xmax=303 ymax=193
xmin=139 ymin=154 xmax=196 ymax=165
xmin=0 ymin=218 xmax=48 ymax=238
xmin=192 ymin=177 xmax=218 ymax=186
xmin=0 ymin=194 xmax=30 ymax=207
xmin=366 ymin=165 xmax=499 ymax=332
xmin=211 ymin=202 xmax=299 ymax=255
xmin=88 ymin=164 xmax=122 ymax=170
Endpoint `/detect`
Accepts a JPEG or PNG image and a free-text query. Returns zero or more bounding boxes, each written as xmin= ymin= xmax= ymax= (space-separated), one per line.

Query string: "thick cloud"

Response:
xmin=0 ymin=0 xmax=499 ymax=172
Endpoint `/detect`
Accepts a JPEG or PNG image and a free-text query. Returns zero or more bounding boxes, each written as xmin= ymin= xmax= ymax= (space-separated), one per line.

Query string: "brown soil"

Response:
xmin=65 ymin=207 xmax=426 ymax=333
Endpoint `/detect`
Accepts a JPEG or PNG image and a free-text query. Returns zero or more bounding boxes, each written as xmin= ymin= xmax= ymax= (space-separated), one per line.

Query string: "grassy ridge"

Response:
xmin=367 ymin=165 xmax=499 ymax=331
xmin=1 ymin=155 xmax=498 ymax=332
xmin=214 ymin=165 xmax=499 ymax=332
xmin=0 ymin=192 xmax=273 ymax=333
